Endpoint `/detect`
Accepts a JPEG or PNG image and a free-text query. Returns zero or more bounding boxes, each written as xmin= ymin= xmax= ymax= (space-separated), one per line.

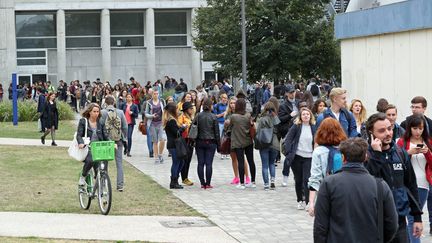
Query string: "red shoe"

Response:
xmin=205 ymin=185 xmax=213 ymax=189
xmin=230 ymin=177 xmax=240 ymax=184
xmin=201 ymin=185 xmax=206 ymax=189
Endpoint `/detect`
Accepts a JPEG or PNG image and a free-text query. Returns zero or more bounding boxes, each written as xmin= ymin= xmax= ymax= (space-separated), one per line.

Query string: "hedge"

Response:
xmin=0 ymin=100 xmax=75 ymax=122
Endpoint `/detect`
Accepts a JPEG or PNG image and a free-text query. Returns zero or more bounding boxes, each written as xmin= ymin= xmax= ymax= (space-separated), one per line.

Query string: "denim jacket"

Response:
xmin=308 ymin=146 xmax=331 ymax=191
xmin=316 ymin=107 xmax=358 ymax=138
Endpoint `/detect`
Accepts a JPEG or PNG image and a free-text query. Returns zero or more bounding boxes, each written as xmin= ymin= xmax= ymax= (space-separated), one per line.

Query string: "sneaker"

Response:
xmin=78 ymin=176 xmax=86 ymax=186
xmin=297 ymin=201 xmax=306 ymax=210
xmin=154 ymin=157 xmax=160 ymax=164
xmin=158 ymin=155 xmax=164 ymax=164
xmin=220 ymin=154 xmax=225 ymax=160
xmin=182 ymin=178 xmax=194 ymax=186
xmin=282 ymin=176 xmax=289 ymax=187
xmin=206 ymin=185 xmax=214 ymax=189
xmin=246 ymin=182 xmax=256 ymax=188
xmin=245 ymin=176 xmax=251 ymax=184
xmin=51 ymin=142 xmax=57 ymax=146
xmin=201 ymin=185 xmax=206 ymax=189
xmin=117 ymin=187 xmax=124 ymax=192
xmin=149 ymin=152 xmax=154 ymax=158
xmin=41 ymin=136 xmax=45 ymax=145
xmin=270 ymin=178 xmax=276 ymax=190
xmin=230 ymin=177 xmax=240 ymax=185
xmin=236 ymin=184 xmax=246 ymax=190
xmin=264 ymin=184 xmax=270 ymax=190
xmin=305 ymin=203 xmax=310 ymax=211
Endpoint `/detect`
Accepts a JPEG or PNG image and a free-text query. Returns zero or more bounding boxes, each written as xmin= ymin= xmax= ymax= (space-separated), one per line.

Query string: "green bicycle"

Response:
xmin=78 ymin=141 xmax=114 ymax=215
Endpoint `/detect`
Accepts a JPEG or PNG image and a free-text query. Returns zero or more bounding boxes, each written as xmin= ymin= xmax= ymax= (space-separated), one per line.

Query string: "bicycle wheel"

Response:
xmin=78 ymin=172 xmax=93 ymax=210
xmin=97 ymin=172 xmax=112 ymax=215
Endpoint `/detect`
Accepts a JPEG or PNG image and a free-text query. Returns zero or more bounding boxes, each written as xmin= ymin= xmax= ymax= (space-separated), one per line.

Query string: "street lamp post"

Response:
xmin=241 ymin=0 xmax=247 ymax=91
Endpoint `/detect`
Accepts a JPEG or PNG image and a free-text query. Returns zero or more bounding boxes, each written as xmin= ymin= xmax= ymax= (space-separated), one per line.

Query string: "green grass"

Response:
xmin=0 ymin=145 xmax=199 ymax=216
xmin=0 ymin=121 xmax=76 ymax=140
xmin=0 ymin=237 xmax=155 ymax=243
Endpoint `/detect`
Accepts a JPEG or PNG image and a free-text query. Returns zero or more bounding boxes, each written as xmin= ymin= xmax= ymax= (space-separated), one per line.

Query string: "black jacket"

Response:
xmin=314 ymin=164 xmax=398 ymax=243
xmin=76 ymin=118 xmax=109 ymax=144
xmin=277 ymin=98 xmax=299 ymax=138
xmin=165 ymin=119 xmax=185 ymax=149
xmin=40 ymin=101 xmax=59 ymax=130
xmin=195 ymin=112 xmax=220 ymax=146
xmin=366 ymin=145 xmax=422 ymax=222
xmin=401 ymin=115 xmax=432 ymax=136
xmin=122 ymin=103 xmax=139 ymax=125
xmin=284 ymin=123 xmax=316 ymax=161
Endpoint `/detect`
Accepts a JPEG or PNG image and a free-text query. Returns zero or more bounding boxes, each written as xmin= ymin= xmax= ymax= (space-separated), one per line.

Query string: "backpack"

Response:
xmin=324 ymin=145 xmax=343 ymax=175
xmin=106 ymin=109 xmax=122 ymax=141
xmin=310 ymin=84 xmax=319 ymax=96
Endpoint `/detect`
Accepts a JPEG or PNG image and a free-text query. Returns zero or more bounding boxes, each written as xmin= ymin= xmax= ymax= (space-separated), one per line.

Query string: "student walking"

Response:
xmin=40 ymin=92 xmax=59 ymax=146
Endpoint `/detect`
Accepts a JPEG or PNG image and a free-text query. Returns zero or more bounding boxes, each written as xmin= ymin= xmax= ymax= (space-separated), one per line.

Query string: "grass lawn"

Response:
xmin=0 ymin=121 xmax=76 ymax=140
xmin=0 ymin=237 xmax=154 ymax=243
xmin=0 ymin=145 xmax=199 ymax=216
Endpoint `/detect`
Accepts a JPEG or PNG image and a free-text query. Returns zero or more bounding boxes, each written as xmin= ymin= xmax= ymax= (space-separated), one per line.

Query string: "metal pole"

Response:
xmin=241 ymin=0 xmax=247 ymax=91
xmin=12 ymin=73 xmax=18 ymax=126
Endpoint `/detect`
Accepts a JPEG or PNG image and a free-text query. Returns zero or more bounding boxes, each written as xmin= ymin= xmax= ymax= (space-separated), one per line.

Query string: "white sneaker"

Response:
xmin=220 ymin=154 xmax=225 ymax=160
xmin=282 ymin=176 xmax=289 ymax=187
xmin=297 ymin=201 xmax=306 ymax=210
xmin=78 ymin=176 xmax=86 ymax=186
xmin=264 ymin=184 xmax=270 ymax=190
xmin=159 ymin=155 xmax=164 ymax=164
xmin=305 ymin=203 xmax=310 ymax=211
xmin=236 ymin=184 xmax=246 ymax=190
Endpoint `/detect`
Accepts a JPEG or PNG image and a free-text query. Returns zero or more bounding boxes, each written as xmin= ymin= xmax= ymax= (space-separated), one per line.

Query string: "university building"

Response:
xmin=0 ymin=0 xmax=209 ymax=89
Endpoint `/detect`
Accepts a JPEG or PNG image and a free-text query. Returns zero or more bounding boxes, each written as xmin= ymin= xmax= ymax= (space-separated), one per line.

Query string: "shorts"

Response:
xmin=150 ymin=125 xmax=167 ymax=143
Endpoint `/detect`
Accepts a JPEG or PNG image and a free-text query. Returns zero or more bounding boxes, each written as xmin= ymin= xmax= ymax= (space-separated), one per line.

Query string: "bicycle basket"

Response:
xmin=90 ymin=141 xmax=115 ymax=161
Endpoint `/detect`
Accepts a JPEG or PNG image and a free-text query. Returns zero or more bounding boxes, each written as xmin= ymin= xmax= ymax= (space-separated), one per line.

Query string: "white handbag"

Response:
xmin=68 ymin=118 xmax=89 ymax=162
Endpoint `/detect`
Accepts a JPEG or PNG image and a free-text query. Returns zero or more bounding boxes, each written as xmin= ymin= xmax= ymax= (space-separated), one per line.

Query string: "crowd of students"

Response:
xmin=16 ymin=75 xmax=432 ymax=242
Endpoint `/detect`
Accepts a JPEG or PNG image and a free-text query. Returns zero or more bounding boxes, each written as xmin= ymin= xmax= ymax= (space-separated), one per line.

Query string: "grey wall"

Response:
xmin=66 ymin=49 xmax=102 ymax=82
xmin=156 ymin=47 xmax=192 ymax=84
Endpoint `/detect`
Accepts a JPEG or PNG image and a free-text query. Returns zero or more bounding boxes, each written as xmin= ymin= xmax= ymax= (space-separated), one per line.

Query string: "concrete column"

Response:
xmin=190 ymin=8 xmax=201 ymax=89
xmin=101 ymin=9 xmax=111 ymax=82
xmin=56 ymin=9 xmax=66 ymax=82
xmin=0 ymin=0 xmax=16 ymax=87
xmin=146 ymin=8 xmax=156 ymax=82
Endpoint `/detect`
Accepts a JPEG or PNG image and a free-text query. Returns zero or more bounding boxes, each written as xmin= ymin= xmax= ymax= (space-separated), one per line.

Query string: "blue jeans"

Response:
xmin=168 ymin=148 xmax=185 ymax=178
xmin=408 ymin=188 xmax=429 ymax=243
xmin=218 ymin=123 xmax=224 ymax=138
xmin=259 ymin=148 xmax=277 ymax=185
xmin=196 ymin=140 xmax=217 ymax=186
xmin=127 ymin=124 xmax=134 ymax=153
xmin=146 ymin=125 xmax=153 ymax=155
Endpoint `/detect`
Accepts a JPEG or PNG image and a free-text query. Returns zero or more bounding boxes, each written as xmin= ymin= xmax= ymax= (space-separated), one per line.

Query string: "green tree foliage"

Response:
xmin=193 ymin=0 xmax=340 ymax=82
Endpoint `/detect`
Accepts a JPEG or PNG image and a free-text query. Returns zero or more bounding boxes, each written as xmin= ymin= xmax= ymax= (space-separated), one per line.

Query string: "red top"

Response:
xmin=125 ymin=104 xmax=132 ymax=124
xmin=132 ymin=88 xmax=140 ymax=105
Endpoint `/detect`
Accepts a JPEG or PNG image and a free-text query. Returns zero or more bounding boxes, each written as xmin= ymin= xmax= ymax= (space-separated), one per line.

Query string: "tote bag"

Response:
xmin=68 ymin=118 xmax=89 ymax=162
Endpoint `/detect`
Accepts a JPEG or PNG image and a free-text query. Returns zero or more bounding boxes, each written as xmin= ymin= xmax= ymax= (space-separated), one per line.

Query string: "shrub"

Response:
xmin=0 ymin=100 xmax=75 ymax=122
xmin=162 ymin=89 xmax=175 ymax=100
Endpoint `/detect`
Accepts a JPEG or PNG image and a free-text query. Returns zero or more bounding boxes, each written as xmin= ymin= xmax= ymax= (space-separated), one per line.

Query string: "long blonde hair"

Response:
xmin=225 ymin=97 xmax=237 ymax=118
xmin=349 ymin=99 xmax=367 ymax=124
xmin=293 ymin=108 xmax=316 ymax=125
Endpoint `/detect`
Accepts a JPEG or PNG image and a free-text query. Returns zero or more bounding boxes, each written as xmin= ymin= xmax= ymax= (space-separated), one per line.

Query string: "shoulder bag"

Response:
xmin=188 ymin=114 xmax=199 ymax=139
xmin=68 ymin=118 xmax=89 ymax=162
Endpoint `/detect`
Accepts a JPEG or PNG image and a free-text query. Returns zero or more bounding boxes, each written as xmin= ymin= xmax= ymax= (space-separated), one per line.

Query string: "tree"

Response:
xmin=193 ymin=0 xmax=340 ymax=82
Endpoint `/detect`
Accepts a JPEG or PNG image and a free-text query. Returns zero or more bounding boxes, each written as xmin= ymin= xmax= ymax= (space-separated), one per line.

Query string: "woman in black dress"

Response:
xmin=41 ymin=92 xmax=59 ymax=146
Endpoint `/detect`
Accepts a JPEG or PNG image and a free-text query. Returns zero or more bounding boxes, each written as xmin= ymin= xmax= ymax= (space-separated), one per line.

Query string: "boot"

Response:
xmin=170 ymin=177 xmax=183 ymax=189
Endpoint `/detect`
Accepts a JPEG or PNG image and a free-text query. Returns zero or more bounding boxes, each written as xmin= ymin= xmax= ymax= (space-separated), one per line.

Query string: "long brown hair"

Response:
xmin=81 ymin=103 xmax=101 ymax=119
xmin=315 ymin=118 xmax=347 ymax=146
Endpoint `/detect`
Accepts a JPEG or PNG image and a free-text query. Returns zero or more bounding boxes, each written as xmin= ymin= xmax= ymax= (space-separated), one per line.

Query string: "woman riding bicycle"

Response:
xmin=77 ymin=103 xmax=109 ymax=186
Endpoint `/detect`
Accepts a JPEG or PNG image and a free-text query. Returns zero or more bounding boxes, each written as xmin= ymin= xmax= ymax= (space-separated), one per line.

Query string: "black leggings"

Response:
xmin=181 ymin=143 xmax=194 ymax=181
xmin=82 ymin=151 xmax=107 ymax=177
xmin=235 ymin=144 xmax=256 ymax=184
xmin=291 ymin=155 xmax=311 ymax=204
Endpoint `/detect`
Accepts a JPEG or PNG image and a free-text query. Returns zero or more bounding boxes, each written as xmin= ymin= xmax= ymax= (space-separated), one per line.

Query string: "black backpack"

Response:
xmin=310 ymin=84 xmax=319 ymax=96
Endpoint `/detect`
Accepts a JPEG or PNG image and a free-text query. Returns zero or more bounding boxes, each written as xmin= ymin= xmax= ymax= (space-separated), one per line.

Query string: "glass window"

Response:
xmin=155 ymin=36 xmax=187 ymax=46
xmin=111 ymin=12 xmax=144 ymax=35
xmin=17 ymin=38 xmax=57 ymax=49
xmin=16 ymin=13 xmax=56 ymax=37
xmin=110 ymin=37 xmax=144 ymax=47
xmin=66 ymin=37 xmax=101 ymax=48
xmin=155 ymin=12 xmax=187 ymax=35
xmin=66 ymin=12 xmax=100 ymax=36
xmin=17 ymin=51 xmax=46 ymax=58
xmin=17 ymin=59 xmax=46 ymax=66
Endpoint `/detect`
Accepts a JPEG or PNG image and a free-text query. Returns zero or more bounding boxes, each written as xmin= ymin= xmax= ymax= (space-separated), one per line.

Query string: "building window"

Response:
xmin=15 ymin=12 xmax=57 ymax=49
xmin=66 ymin=12 xmax=100 ymax=48
xmin=155 ymin=12 xmax=188 ymax=47
xmin=110 ymin=12 xmax=144 ymax=47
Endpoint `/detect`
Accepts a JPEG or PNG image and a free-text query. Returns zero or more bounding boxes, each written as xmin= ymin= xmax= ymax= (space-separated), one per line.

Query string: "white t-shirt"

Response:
xmin=332 ymin=110 xmax=340 ymax=121
xmin=410 ymin=142 xmax=429 ymax=189
xmin=296 ymin=124 xmax=313 ymax=158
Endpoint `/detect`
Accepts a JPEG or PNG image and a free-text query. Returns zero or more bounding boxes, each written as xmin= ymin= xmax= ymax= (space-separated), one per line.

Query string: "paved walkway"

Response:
xmin=0 ymin=212 xmax=236 ymax=243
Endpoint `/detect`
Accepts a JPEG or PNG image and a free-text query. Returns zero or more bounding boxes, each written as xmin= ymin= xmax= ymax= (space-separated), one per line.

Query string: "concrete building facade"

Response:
xmin=335 ymin=0 xmax=432 ymax=120
xmin=0 ymin=0 xmax=207 ymax=89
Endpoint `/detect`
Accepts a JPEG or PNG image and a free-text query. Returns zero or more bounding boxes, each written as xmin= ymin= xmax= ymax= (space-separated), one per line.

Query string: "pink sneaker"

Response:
xmin=245 ymin=176 xmax=251 ymax=184
xmin=230 ymin=177 xmax=240 ymax=184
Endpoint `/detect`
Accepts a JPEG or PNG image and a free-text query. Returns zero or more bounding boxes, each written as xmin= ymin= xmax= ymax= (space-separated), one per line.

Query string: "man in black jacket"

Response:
xmin=366 ymin=113 xmax=423 ymax=242
xmin=314 ymin=138 xmax=398 ymax=243
xmin=278 ymin=85 xmax=299 ymax=186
